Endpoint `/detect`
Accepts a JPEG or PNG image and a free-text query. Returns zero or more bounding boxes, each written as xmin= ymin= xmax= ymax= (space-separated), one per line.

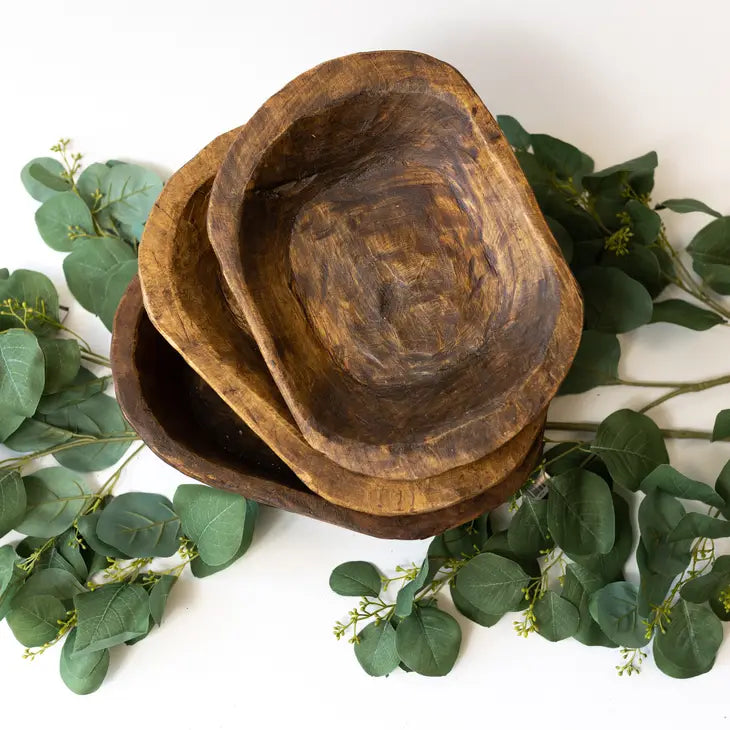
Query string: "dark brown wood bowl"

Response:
xmin=207 ymin=50 xmax=583 ymax=481
xmin=137 ymin=127 xmax=548 ymax=518
xmin=111 ymin=277 xmax=545 ymax=539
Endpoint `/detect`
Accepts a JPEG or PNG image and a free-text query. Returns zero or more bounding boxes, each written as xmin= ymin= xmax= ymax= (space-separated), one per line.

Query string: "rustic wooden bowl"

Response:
xmin=207 ymin=50 xmax=582 ymax=481
xmin=137 ymin=127 xmax=547 ymax=517
xmin=111 ymin=277 xmax=545 ymax=539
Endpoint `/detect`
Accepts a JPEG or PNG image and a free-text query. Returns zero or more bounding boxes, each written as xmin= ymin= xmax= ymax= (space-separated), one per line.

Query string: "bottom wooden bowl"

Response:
xmin=111 ymin=277 xmax=545 ymax=539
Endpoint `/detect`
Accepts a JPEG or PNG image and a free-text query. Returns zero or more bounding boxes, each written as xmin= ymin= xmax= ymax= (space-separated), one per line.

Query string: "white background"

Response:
xmin=2 ymin=0 xmax=730 ymax=726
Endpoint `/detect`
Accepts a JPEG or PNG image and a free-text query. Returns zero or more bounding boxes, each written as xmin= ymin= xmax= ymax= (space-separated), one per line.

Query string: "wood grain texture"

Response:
xmin=111 ymin=277 xmax=545 ymax=539
xmin=137 ymin=126 xmax=546 ymax=516
xmin=208 ymin=50 xmax=583 ymax=480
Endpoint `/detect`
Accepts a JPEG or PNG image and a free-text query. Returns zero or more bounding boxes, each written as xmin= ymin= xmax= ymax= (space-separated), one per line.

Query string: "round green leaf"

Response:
xmin=12 ymin=567 xmax=85 ymax=607
xmin=60 ymin=628 xmax=109 ymax=695
xmin=545 ymin=216 xmax=573 ymax=262
xmin=547 ymin=468 xmax=615 ymax=556
xmin=16 ymin=467 xmax=90 ymax=538
xmin=590 ymin=409 xmax=669 ymax=490
xmin=579 ymin=266 xmax=653 ymax=333
xmin=653 ymin=632 xmax=715 ymax=679
xmin=455 ymin=552 xmax=530 ymax=614
xmin=38 ymin=337 xmax=81 ymax=394
xmin=496 ymin=115 xmax=530 ymax=150
xmin=73 ymin=582 xmax=150 ymax=654
xmin=450 ymin=582 xmax=503 ymax=627
xmin=353 ymin=620 xmax=400 ymax=677
xmin=77 ymin=162 xmax=111 ymax=210
xmin=641 ymin=464 xmax=724 ymax=508
xmin=0 ymin=469 xmax=26 ymax=538
xmin=530 ymin=134 xmax=585 ymax=179
xmin=96 ymin=492 xmax=181 ymax=558
xmin=687 ymin=216 xmax=730 ymax=295
xmin=35 ymin=192 xmax=95 ymax=252
xmin=76 ymin=511 xmax=127 ymax=558
xmin=3 ymin=418 xmax=73 ymax=453
xmin=329 ymin=561 xmax=382 ymax=597
xmin=0 ymin=269 xmax=60 ymax=333
xmin=173 ymin=483 xmax=247 ymax=566
xmin=37 ymin=368 xmax=111 ymax=414
xmin=98 ymin=163 xmax=163 ymax=225
xmin=558 ymin=330 xmax=620 ymax=395
xmin=638 ymin=491 xmax=692 ymax=577
xmin=588 ymin=581 xmax=649 ymax=648
xmin=653 ymin=600 xmax=723 ymax=675
xmin=508 ymin=496 xmax=551 ymax=555
xmin=149 ymin=575 xmax=177 ymax=626
xmin=651 ymin=299 xmax=725 ymax=330
xmin=7 ymin=594 xmax=67 ymax=647
xmin=394 ymin=559 xmax=429 ymax=618
xmin=712 ymin=409 xmax=730 ymax=442
xmin=534 ymin=590 xmax=579 ymax=642
xmin=20 ymin=157 xmax=71 ymax=202
xmin=98 ymin=259 xmax=138 ymax=331
xmin=0 ymin=545 xmax=24 ymax=620
xmin=0 ymin=329 xmax=45 ymax=441
xmin=561 ymin=563 xmax=617 ymax=648
xmin=395 ymin=606 xmax=461 ymax=677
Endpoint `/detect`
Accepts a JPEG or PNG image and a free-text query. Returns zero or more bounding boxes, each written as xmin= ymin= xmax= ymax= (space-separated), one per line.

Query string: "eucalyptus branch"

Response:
xmin=546 ymin=421 xmax=714 ymax=441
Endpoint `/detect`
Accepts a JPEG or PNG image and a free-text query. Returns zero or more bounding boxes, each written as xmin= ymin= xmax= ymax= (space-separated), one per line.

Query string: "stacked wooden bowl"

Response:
xmin=110 ymin=51 xmax=583 ymax=539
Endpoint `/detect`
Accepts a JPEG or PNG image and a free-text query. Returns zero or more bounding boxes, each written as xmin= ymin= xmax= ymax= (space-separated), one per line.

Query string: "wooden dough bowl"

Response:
xmin=208 ymin=50 xmax=583 ymax=481
xmin=138 ymin=126 xmax=547 ymax=517
xmin=111 ymin=277 xmax=545 ymax=539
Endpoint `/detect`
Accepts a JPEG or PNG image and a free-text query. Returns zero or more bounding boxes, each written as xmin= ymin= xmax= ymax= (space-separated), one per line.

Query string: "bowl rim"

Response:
xmin=207 ymin=50 xmax=583 ymax=480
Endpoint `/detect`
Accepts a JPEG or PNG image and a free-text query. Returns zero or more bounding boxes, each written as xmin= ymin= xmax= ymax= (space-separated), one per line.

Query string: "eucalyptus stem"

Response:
xmin=546 ymin=421 xmax=713 ymax=440
xmin=638 ymin=372 xmax=730 ymax=413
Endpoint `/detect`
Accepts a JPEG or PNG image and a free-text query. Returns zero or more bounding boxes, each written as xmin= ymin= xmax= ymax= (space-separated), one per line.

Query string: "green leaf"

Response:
xmin=76 ymin=511 xmax=127 ymax=558
xmin=638 ymin=491 xmax=692 ymax=577
xmin=7 ymin=594 xmax=67 ymax=647
xmin=545 ymin=216 xmax=573 ymax=262
xmin=38 ymin=391 xmax=133 ymax=471
xmin=0 ymin=269 xmax=59 ymax=334
xmin=455 ymin=553 xmax=530 ymax=614
xmin=21 ymin=157 xmax=71 ymax=202
xmin=542 ymin=443 xmax=610 ymax=482
xmin=496 ymin=115 xmax=530 ymax=150
xmin=579 ymin=267 xmax=653 ymax=333
xmin=653 ymin=600 xmax=722 ymax=677
xmin=530 ymin=134 xmax=587 ymax=179
xmin=625 ymin=199 xmax=661 ymax=246
xmin=508 ymin=497 xmax=551 ymax=555
xmin=395 ymin=606 xmax=461 ymax=676
xmin=657 ymin=198 xmax=722 ymax=218
xmin=12 ymin=567 xmax=85 ymax=608
xmin=687 ymin=216 xmax=730 ymax=295
xmin=16 ymin=467 xmax=90 ymax=538
xmin=712 ymin=410 xmax=730 ymax=442
xmin=449 ymin=582 xmax=503 ymax=627
xmin=35 ymin=192 xmax=95 ymax=252
xmin=651 ymin=299 xmax=725 ymax=330
xmin=653 ymin=632 xmax=715 ymax=679
xmin=533 ymin=591 xmax=579 ymax=642
xmin=3 ymin=418 xmax=73 ymax=453
xmin=173 ymin=483 xmax=247 ymax=566
xmin=0 ymin=545 xmax=25 ymax=620
xmin=98 ymin=163 xmax=163 ymax=225
xmin=353 ymin=620 xmax=400 ymax=677
xmin=480 ymin=531 xmax=540 ymax=579
xmin=561 ymin=563 xmax=616 ymax=647
xmin=394 ymin=560 xmax=429 ymax=618
xmin=73 ymin=582 xmax=150 ymax=654
xmin=590 ymin=409 xmax=669 ymax=490
xmin=38 ymin=337 xmax=81 ymax=394
xmin=668 ymin=513 xmax=730 ymax=541
xmin=77 ymin=163 xmax=111 ymax=210
xmin=190 ymin=501 xmax=258 ymax=578
xmin=96 ymin=492 xmax=181 ymax=558
xmin=680 ymin=556 xmax=730 ymax=604
xmin=329 ymin=561 xmax=381 ymax=597
xmin=636 ymin=541 xmax=673 ymax=617
xmin=57 ymin=530 xmax=89 ymax=582
xmin=641 ymin=465 xmax=724 ymax=508
xmin=546 ymin=468 xmax=615 ymax=556
xmin=0 ymin=329 xmax=45 ymax=441
xmin=62 ymin=237 xmax=136 ymax=315
xmin=60 ymin=628 xmax=109 ymax=695
xmin=558 ymin=330 xmax=620 ymax=394
xmin=582 ymin=152 xmax=658 ymax=196
xmin=588 ymin=581 xmax=648 ymax=648
xmin=37 ymin=367 xmax=111 ymax=413
xmin=601 ymin=246 xmax=662 ymax=297
xmin=716 ymin=460 xmax=730 ymax=518
xmin=149 ymin=575 xmax=176 ymax=626
xmin=0 ymin=469 xmax=25 ymax=538
xmin=97 ymin=259 xmax=137 ymax=330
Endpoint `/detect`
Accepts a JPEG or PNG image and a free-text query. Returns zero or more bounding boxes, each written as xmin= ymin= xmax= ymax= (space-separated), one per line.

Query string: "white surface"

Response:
xmin=2 ymin=0 xmax=730 ymax=726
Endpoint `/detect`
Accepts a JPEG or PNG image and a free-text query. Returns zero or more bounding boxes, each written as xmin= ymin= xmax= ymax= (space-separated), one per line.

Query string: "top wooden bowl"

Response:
xmin=208 ymin=51 xmax=582 ymax=480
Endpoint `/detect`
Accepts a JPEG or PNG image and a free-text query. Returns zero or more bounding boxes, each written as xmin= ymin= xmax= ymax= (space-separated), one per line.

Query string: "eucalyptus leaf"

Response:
xmin=60 ymin=628 xmax=109 ymax=695
xmin=716 ymin=460 xmax=730 ymax=518
xmin=57 ymin=529 xmax=89 ymax=582
xmin=590 ymin=409 xmax=669 ymax=490
xmin=173 ymin=483 xmax=248 ymax=566
xmin=496 ymin=115 xmax=530 ymax=150
xmin=636 ymin=541 xmax=674 ymax=617
xmin=625 ymin=199 xmax=661 ymax=246
xmin=37 ymin=367 xmax=111 ymax=413
xmin=530 ymin=134 xmax=587 ymax=179
xmin=449 ymin=583 xmax=503 ymax=627
xmin=76 ymin=511 xmax=127 ymax=558
xmin=657 ymin=198 xmax=722 ymax=218
xmin=546 ymin=468 xmax=615 ymax=556
xmin=149 ymin=575 xmax=177 ymax=626
xmin=651 ymin=299 xmax=725 ymax=330
xmin=712 ymin=410 xmax=730 ymax=442
xmin=0 ymin=469 xmax=26 ymax=538
xmin=97 ymin=259 xmax=137 ymax=330
xmin=545 ymin=216 xmax=573 ymax=263
xmin=35 ymin=192 xmax=95 ymax=252
xmin=653 ymin=632 xmax=715 ymax=679
xmin=0 ymin=545 xmax=24 ymax=620
xmin=579 ymin=267 xmax=653 ymax=333
xmin=353 ymin=620 xmax=400 ymax=677
xmin=601 ymin=246 xmax=662 ymax=297
xmin=7 ymin=594 xmax=67 ymax=647
xmin=686 ymin=216 xmax=730 ymax=295
xmin=3 ymin=418 xmax=73 ymax=453
xmin=329 ymin=561 xmax=382 ymax=597
xmin=680 ymin=557 xmax=730 ymax=604
xmin=12 ymin=567 xmax=85 ymax=608
xmin=558 ymin=330 xmax=620 ymax=394
xmin=38 ymin=337 xmax=81 ymax=394
xmin=534 ymin=591 xmax=579 ymax=642
xmin=394 ymin=560 xmax=429 ymax=618
xmin=96 ymin=492 xmax=181 ymax=558
xmin=0 ymin=328 xmax=45 ymax=441
xmin=21 ymin=157 xmax=71 ymax=202
xmin=641 ymin=464 xmax=725 ymax=508
xmin=16 ymin=467 xmax=90 ymax=538
xmin=668 ymin=513 xmax=730 ymax=541
xmin=561 ymin=563 xmax=616 ymax=647
xmin=582 ymin=151 xmax=658 ymax=196
xmin=73 ymin=582 xmax=150 ymax=654
xmin=455 ymin=553 xmax=530 ymax=614
xmin=638 ymin=491 xmax=692 ymax=577
xmin=97 ymin=163 xmax=163 ymax=225
xmin=508 ymin=496 xmax=551 ymax=555
xmin=77 ymin=163 xmax=111 ymax=210
xmin=0 ymin=268 xmax=60 ymax=333
xmin=588 ymin=582 xmax=649 ymax=648
xmin=395 ymin=606 xmax=461 ymax=677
